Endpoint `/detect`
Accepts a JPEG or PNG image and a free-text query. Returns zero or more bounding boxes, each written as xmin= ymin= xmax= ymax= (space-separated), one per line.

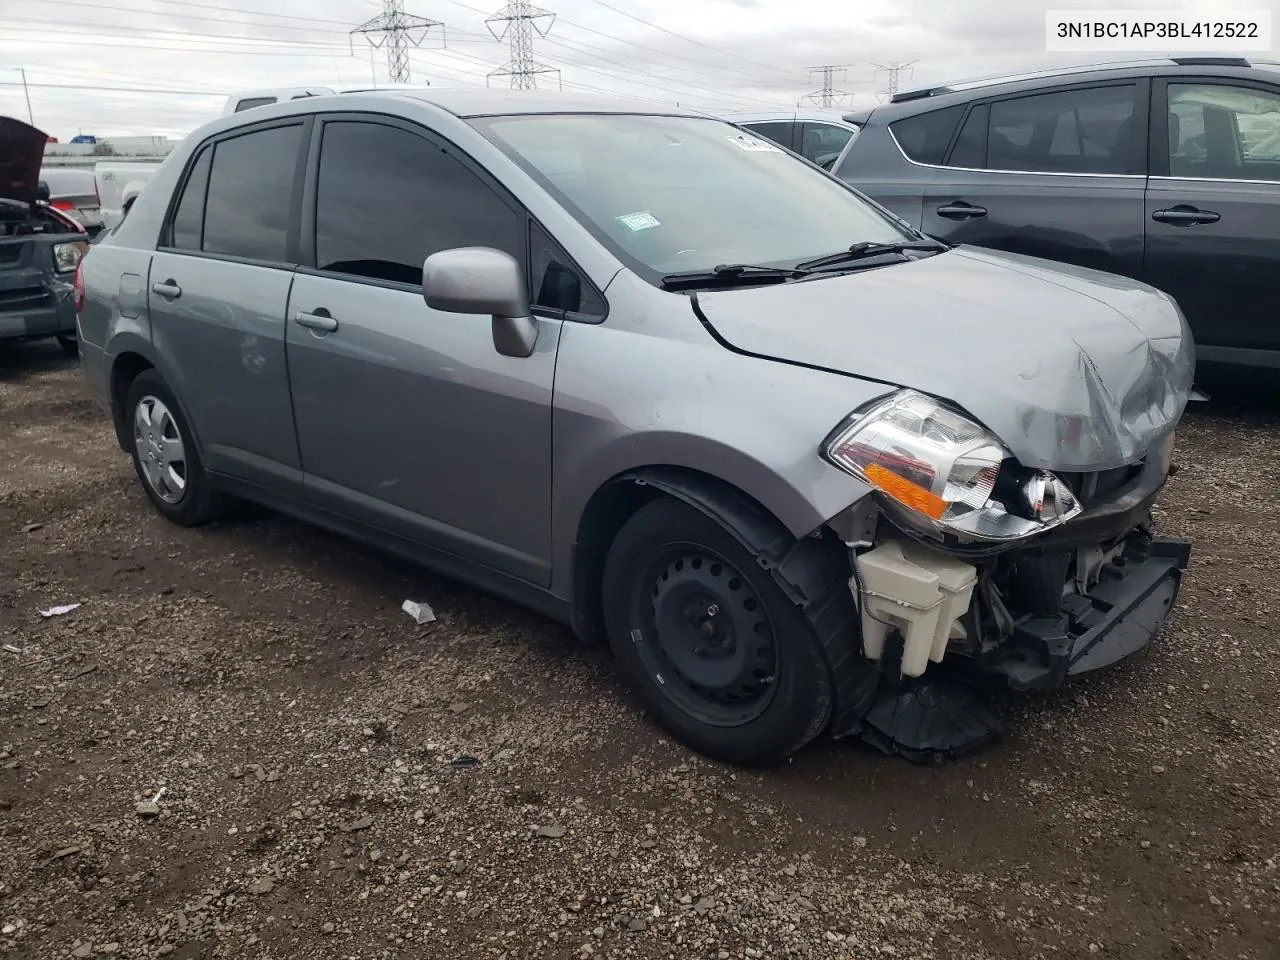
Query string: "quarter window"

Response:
xmin=986 ymin=85 xmax=1137 ymax=174
xmin=314 ymin=121 xmax=522 ymax=287
xmin=1167 ymin=82 xmax=1280 ymax=181
xmin=947 ymin=104 xmax=988 ymax=168
xmin=890 ymin=105 xmax=966 ymax=165
xmin=169 ymin=146 xmax=211 ymax=251
xmin=742 ymin=121 xmax=793 ymax=150
xmin=529 ymin=222 xmax=604 ymax=317
xmin=202 ymin=124 xmax=303 ymax=263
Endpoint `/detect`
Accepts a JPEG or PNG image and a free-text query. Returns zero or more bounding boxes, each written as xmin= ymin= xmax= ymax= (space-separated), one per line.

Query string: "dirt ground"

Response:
xmin=1 ymin=341 xmax=1277 ymax=960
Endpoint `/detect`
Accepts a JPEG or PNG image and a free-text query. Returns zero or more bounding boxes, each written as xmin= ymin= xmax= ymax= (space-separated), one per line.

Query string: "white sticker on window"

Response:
xmin=617 ymin=211 xmax=661 ymax=231
xmin=726 ymin=133 xmax=781 ymax=152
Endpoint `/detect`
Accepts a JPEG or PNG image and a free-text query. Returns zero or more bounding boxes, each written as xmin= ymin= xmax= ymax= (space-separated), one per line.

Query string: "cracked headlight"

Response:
xmin=821 ymin=389 xmax=1082 ymax=543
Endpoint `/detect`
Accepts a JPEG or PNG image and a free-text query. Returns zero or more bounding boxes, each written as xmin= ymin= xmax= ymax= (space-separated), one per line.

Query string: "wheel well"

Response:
xmin=570 ymin=467 xmax=797 ymax=646
xmin=109 ymin=352 xmax=153 ymax=451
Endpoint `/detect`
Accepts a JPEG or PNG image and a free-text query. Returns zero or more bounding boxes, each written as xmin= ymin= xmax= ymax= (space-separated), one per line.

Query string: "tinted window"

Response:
xmin=800 ymin=122 xmax=854 ymax=169
xmin=476 ymin=114 xmax=910 ymax=279
xmin=890 ymin=105 xmax=965 ymax=164
xmin=169 ymin=147 xmax=211 ymax=251
xmin=202 ymin=124 xmax=302 ymax=263
xmin=234 ymin=97 xmax=276 ymax=112
xmin=742 ymin=121 xmax=793 ymax=149
xmin=1168 ymin=82 xmax=1280 ymax=180
xmin=530 ymin=223 xmax=605 ymax=316
xmin=315 ymin=121 xmax=522 ymax=286
xmin=987 ymin=85 xmax=1137 ymax=174
xmin=948 ymin=104 xmax=988 ymax=168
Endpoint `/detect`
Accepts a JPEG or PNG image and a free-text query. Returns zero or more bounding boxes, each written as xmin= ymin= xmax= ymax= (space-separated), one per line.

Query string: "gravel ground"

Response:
xmin=1 ymin=342 xmax=1278 ymax=960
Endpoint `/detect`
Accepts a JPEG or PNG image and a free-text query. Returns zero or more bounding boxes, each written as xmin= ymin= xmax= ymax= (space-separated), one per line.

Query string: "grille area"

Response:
xmin=0 ymin=286 xmax=52 ymax=311
xmin=1060 ymin=462 xmax=1144 ymax=505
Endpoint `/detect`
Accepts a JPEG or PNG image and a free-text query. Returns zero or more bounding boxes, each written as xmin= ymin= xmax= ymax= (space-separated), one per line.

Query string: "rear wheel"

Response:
xmin=125 ymin=370 xmax=226 ymax=526
xmin=56 ymin=335 xmax=78 ymax=358
xmin=601 ymin=497 xmax=833 ymax=766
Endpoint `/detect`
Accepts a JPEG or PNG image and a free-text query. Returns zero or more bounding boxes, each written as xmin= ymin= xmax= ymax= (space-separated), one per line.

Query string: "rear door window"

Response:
xmin=889 ymin=105 xmax=966 ymax=165
xmin=986 ymin=84 xmax=1138 ymax=174
xmin=799 ymin=122 xmax=855 ymax=169
xmin=202 ymin=123 xmax=304 ymax=263
xmin=312 ymin=119 xmax=523 ymax=287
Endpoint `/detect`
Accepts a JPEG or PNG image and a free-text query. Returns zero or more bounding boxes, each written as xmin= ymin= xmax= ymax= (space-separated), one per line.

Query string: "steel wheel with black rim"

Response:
xmin=125 ymin=369 xmax=227 ymax=526
xmin=602 ymin=497 xmax=834 ymax=766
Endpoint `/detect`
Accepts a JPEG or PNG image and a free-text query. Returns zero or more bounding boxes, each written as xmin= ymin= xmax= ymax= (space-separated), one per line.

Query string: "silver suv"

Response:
xmin=76 ymin=89 xmax=1194 ymax=766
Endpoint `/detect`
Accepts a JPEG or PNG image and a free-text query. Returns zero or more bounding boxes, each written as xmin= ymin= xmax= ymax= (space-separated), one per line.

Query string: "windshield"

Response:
xmin=472 ymin=113 xmax=911 ymax=279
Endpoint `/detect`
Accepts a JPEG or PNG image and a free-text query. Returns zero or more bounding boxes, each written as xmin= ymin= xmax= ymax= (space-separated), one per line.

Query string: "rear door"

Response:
xmin=919 ymin=81 xmax=1149 ymax=279
xmin=148 ymin=118 xmax=307 ymax=493
xmin=1145 ymin=76 xmax=1280 ymax=361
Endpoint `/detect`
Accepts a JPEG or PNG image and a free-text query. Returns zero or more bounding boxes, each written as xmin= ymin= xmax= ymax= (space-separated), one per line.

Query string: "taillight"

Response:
xmin=50 ymin=199 xmax=76 ymax=212
xmin=73 ymin=259 xmax=86 ymax=314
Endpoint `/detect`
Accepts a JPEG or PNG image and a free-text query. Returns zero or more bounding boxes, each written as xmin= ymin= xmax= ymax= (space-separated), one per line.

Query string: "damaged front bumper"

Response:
xmin=978 ymin=534 xmax=1190 ymax=691
xmin=830 ymin=456 xmax=1192 ymax=761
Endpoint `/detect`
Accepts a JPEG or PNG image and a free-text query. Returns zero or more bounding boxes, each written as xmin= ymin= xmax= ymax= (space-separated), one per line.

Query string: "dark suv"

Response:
xmin=831 ymin=56 xmax=1280 ymax=371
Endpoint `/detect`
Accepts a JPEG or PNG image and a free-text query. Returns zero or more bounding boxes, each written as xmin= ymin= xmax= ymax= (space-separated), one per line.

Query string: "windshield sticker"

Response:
xmin=617 ymin=211 xmax=661 ymax=232
xmin=726 ymin=133 xmax=781 ymax=152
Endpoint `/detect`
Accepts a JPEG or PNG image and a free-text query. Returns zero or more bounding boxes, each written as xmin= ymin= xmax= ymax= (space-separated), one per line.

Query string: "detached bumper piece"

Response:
xmin=981 ymin=536 xmax=1192 ymax=692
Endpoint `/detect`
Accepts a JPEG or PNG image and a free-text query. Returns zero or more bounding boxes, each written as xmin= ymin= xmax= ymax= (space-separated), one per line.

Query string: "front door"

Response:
xmin=147 ymin=119 xmax=308 ymax=491
xmin=1145 ymin=77 xmax=1280 ymax=362
xmin=920 ymin=81 xmax=1149 ymax=280
xmin=285 ymin=115 xmax=560 ymax=585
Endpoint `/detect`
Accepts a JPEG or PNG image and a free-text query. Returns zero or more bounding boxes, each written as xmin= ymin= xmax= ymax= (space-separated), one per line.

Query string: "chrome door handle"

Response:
xmin=294 ymin=310 xmax=338 ymax=332
xmin=151 ymin=280 xmax=181 ymax=299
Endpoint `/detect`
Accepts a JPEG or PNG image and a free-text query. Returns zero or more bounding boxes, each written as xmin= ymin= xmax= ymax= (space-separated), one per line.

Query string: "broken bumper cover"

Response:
xmin=980 ymin=535 xmax=1191 ymax=691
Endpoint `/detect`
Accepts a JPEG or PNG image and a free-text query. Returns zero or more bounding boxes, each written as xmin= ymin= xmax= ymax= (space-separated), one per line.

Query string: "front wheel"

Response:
xmin=601 ymin=497 xmax=833 ymax=766
xmin=125 ymin=369 xmax=227 ymax=526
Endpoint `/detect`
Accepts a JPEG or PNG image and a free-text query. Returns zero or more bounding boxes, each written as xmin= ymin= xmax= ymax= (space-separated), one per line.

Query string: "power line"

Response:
xmin=484 ymin=1 xmax=559 ymax=90
xmin=582 ymin=0 xmax=797 ymax=81
xmin=431 ymin=0 xmax=794 ymax=88
xmin=350 ymin=0 xmax=443 ymax=84
xmin=872 ymin=60 xmax=918 ymax=100
xmin=801 ymin=64 xmax=852 ymax=108
xmin=0 ymin=80 xmax=226 ymax=97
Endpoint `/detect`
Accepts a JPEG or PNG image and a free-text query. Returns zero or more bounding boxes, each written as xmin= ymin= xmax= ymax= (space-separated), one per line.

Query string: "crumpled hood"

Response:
xmin=0 ymin=115 xmax=48 ymax=207
xmin=693 ymin=246 xmax=1194 ymax=472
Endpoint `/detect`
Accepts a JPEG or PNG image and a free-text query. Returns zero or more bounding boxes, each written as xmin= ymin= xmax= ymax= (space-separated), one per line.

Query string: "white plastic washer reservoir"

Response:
xmin=852 ymin=540 xmax=978 ymax=677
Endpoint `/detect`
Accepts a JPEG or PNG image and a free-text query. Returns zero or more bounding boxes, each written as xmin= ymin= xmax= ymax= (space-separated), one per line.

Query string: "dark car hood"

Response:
xmin=693 ymin=246 xmax=1194 ymax=473
xmin=0 ymin=116 xmax=48 ymax=206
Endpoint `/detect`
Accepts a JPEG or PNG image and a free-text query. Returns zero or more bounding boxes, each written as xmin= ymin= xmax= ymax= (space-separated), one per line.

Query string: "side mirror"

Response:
xmin=423 ymin=246 xmax=537 ymax=358
xmin=36 ymin=180 xmax=51 ymax=202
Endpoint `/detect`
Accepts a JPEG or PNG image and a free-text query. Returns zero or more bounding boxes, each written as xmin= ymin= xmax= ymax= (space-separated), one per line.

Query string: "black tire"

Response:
xmin=601 ymin=497 xmax=833 ymax=766
xmin=56 ymin=335 xmax=79 ymax=358
xmin=124 ymin=369 xmax=226 ymax=526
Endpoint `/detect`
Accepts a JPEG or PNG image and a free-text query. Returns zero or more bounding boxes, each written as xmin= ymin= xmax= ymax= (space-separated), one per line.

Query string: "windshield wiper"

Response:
xmin=795 ymin=239 xmax=949 ymax=272
xmin=659 ymin=262 xmax=809 ymax=291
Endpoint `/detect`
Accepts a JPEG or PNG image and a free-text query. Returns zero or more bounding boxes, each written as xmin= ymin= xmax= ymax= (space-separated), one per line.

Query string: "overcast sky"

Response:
xmin=1 ymin=0 xmax=1274 ymax=139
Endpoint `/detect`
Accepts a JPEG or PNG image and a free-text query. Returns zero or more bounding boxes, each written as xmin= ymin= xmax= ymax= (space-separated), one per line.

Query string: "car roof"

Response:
xmin=720 ymin=109 xmax=860 ymax=125
xmin=878 ymin=56 xmax=1280 ymax=116
xmin=347 ymin=87 xmax=706 ymax=119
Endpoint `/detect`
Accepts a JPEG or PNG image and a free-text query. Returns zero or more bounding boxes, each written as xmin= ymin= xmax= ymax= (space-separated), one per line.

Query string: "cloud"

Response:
xmin=1 ymin=0 xmax=1274 ymax=138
